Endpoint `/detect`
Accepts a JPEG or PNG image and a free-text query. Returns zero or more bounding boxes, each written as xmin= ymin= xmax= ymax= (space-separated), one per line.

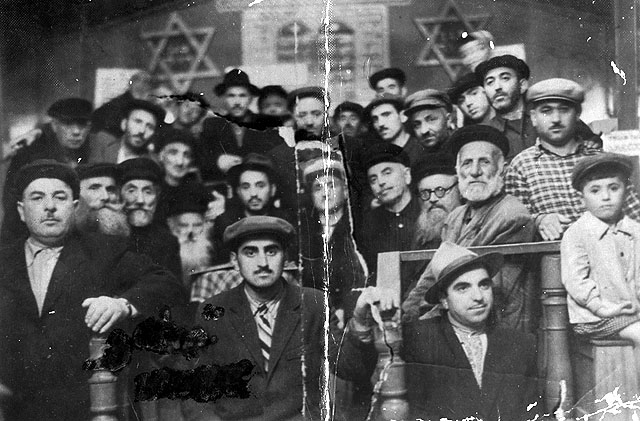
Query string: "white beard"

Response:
xmin=179 ymin=235 xmax=213 ymax=287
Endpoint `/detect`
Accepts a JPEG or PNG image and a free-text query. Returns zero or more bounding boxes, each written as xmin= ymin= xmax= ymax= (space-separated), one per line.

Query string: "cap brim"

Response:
xmin=530 ymin=95 xmax=580 ymax=104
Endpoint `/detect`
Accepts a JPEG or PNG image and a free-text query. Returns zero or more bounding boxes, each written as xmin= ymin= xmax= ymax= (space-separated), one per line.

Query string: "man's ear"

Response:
xmin=269 ymin=183 xmax=277 ymax=198
xmin=120 ymin=118 xmax=127 ymax=132
xmin=403 ymin=166 xmax=412 ymax=186
xmin=519 ymin=79 xmax=529 ymax=95
xmin=400 ymin=110 xmax=408 ymax=124
xmin=401 ymin=86 xmax=408 ymax=97
xmin=17 ymin=201 xmax=25 ymax=223
xmin=440 ymin=296 xmax=449 ymax=310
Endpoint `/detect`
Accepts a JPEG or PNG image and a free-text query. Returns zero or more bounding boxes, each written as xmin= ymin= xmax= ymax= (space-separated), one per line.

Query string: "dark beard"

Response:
xmin=76 ymin=203 xmax=131 ymax=237
xmin=412 ymin=207 xmax=448 ymax=249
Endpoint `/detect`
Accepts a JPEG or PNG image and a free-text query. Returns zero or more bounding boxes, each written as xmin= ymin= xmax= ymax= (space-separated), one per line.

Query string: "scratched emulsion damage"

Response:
xmin=611 ymin=60 xmax=627 ymax=85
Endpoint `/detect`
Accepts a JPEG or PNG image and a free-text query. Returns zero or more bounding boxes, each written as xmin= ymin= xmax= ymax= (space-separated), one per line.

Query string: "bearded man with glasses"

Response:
xmin=403 ymin=125 xmax=537 ymax=333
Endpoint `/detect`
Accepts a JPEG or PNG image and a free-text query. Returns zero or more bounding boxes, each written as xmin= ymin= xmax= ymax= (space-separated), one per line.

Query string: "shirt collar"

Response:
xmin=533 ymin=137 xmax=600 ymax=159
xmin=25 ymin=237 xmax=64 ymax=265
xmin=447 ymin=312 xmax=486 ymax=336
xmin=581 ymin=211 xmax=633 ymax=239
xmin=244 ymin=282 xmax=284 ymax=314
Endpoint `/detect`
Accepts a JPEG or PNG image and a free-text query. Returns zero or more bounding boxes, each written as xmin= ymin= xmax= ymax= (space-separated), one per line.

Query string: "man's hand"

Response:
xmin=217 ymin=154 xmax=243 ymax=173
xmin=82 ymin=296 xmax=132 ymax=334
xmin=537 ymin=213 xmax=571 ymax=241
xmin=205 ymin=190 xmax=226 ymax=223
xmin=594 ymin=300 xmax=637 ymax=318
xmin=353 ymin=287 xmax=399 ymax=330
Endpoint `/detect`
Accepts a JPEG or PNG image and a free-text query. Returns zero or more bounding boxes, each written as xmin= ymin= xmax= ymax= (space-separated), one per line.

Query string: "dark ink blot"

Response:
xmin=202 ymin=304 xmax=225 ymax=321
xmin=134 ymin=360 xmax=255 ymax=402
xmin=82 ymin=328 xmax=132 ymax=372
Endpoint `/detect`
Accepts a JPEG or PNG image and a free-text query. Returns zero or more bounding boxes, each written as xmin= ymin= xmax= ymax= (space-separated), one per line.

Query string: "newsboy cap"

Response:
xmin=404 ymin=89 xmax=453 ymax=116
xmin=368 ymin=67 xmax=406 ymax=89
xmin=424 ymin=241 xmax=503 ymax=304
xmin=47 ymin=98 xmax=93 ymax=122
xmin=445 ymin=125 xmax=510 ymax=158
xmin=333 ymin=101 xmax=364 ymax=120
xmin=412 ymin=153 xmax=457 ymax=183
xmin=363 ymin=142 xmax=410 ymax=171
xmin=287 ymin=86 xmax=327 ymax=111
xmin=153 ymin=127 xmax=196 ymax=153
xmin=223 ymin=215 xmax=295 ymax=251
xmin=76 ymin=162 xmax=119 ymax=181
xmin=475 ymin=54 xmax=530 ymax=81
xmin=14 ymin=159 xmax=79 ymax=199
xmin=363 ymin=94 xmax=405 ymax=120
xmin=118 ymin=158 xmax=164 ymax=185
xmin=447 ymin=73 xmax=483 ymax=104
xmin=571 ymin=153 xmax=633 ymax=191
xmin=121 ymin=99 xmax=166 ymax=125
xmin=526 ymin=78 xmax=585 ymax=105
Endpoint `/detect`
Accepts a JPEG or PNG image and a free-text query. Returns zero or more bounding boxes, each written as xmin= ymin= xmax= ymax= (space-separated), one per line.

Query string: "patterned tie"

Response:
xmin=255 ymin=303 xmax=272 ymax=372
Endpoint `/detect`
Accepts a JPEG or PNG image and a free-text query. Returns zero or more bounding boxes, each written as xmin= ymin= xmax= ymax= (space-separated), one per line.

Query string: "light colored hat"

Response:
xmin=526 ymin=78 xmax=585 ymax=105
xmin=302 ymin=157 xmax=346 ymax=185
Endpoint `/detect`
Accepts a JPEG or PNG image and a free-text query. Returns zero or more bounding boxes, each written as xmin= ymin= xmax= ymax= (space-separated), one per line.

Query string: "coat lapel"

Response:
xmin=266 ymin=282 xmax=301 ymax=382
xmin=440 ymin=319 xmax=483 ymax=396
xmin=0 ymin=241 xmax=40 ymax=322
xmin=480 ymin=329 xmax=508 ymax=414
xmin=40 ymin=237 xmax=88 ymax=314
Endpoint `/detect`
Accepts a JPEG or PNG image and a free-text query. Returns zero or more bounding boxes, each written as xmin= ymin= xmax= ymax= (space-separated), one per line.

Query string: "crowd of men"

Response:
xmin=0 ymin=29 xmax=638 ymax=420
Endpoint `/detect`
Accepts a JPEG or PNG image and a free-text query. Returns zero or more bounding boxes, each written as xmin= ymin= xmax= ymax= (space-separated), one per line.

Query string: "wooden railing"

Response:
xmin=374 ymin=241 xmax=567 ymax=420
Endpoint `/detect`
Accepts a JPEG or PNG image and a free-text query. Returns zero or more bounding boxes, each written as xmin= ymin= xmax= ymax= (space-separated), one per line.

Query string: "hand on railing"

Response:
xmin=353 ymin=287 xmax=399 ymax=332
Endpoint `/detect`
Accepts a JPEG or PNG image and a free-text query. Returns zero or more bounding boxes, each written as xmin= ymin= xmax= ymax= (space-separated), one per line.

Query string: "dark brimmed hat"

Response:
xmin=445 ymin=125 xmax=510 ymax=158
xmin=475 ymin=54 xmax=530 ymax=81
xmin=227 ymin=153 xmax=277 ymax=188
xmin=223 ymin=215 xmax=295 ymax=251
xmin=121 ymin=99 xmax=166 ymax=125
xmin=425 ymin=241 xmax=503 ymax=304
xmin=47 ymin=98 xmax=93 ymax=123
xmin=118 ymin=158 xmax=163 ymax=185
xmin=363 ymin=95 xmax=405 ymax=120
xmin=368 ymin=68 xmax=406 ymax=90
xmin=571 ymin=153 xmax=633 ymax=191
xmin=214 ymin=69 xmax=260 ymax=97
xmin=153 ymin=127 xmax=196 ymax=153
xmin=259 ymin=85 xmax=288 ymax=102
xmin=76 ymin=162 xmax=119 ymax=181
xmin=287 ymin=86 xmax=327 ymax=111
xmin=448 ymin=73 xmax=483 ymax=104
xmin=333 ymin=101 xmax=364 ymax=120
xmin=14 ymin=159 xmax=79 ymax=199
xmin=166 ymin=182 xmax=213 ymax=218
xmin=526 ymin=78 xmax=585 ymax=105
xmin=363 ymin=142 xmax=410 ymax=171
xmin=404 ymin=89 xmax=452 ymax=116
xmin=412 ymin=153 xmax=456 ymax=183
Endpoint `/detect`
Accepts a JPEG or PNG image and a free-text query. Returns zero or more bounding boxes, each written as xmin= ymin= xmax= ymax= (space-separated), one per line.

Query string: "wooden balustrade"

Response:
xmin=88 ymin=335 xmax=120 ymax=421
xmin=376 ymin=241 xmax=567 ymax=418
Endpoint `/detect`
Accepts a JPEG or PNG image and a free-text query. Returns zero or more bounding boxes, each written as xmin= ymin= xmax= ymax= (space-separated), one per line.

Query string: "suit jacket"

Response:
xmin=183 ymin=281 xmax=339 ymax=421
xmin=338 ymin=316 xmax=540 ymax=421
xmin=0 ymin=232 xmax=187 ymax=420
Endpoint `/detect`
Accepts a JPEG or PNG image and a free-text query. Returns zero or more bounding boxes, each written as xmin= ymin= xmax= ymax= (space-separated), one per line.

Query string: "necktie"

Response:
xmin=463 ymin=333 xmax=484 ymax=388
xmin=255 ymin=303 xmax=272 ymax=372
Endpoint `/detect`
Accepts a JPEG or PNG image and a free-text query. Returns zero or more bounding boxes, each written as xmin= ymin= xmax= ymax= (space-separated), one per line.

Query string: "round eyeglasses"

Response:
xmin=418 ymin=181 xmax=458 ymax=201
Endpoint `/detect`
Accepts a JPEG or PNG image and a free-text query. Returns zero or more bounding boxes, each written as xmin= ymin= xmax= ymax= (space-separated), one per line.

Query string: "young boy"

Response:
xmin=561 ymin=153 xmax=640 ymax=345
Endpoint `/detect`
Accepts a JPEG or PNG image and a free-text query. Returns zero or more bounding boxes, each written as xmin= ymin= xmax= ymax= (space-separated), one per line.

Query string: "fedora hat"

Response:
xmin=214 ymin=69 xmax=260 ymax=96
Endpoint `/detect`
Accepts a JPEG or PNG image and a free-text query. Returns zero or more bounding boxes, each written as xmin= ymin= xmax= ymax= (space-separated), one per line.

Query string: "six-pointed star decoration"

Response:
xmin=142 ymin=12 xmax=221 ymax=93
xmin=414 ymin=0 xmax=490 ymax=80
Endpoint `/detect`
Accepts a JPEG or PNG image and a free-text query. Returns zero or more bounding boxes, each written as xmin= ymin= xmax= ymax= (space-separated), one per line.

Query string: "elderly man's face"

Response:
xmin=159 ymin=142 xmax=194 ymax=183
xmin=224 ymin=86 xmax=252 ymax=119
xmin=409 ymin=108 xmax=450 ymax=148
xmin=294 ymin=97 xmax=325 ymax=136
xmin=311 ymin=175 xmax=347 ymax=214
xmin=169 ymin=212 xmax=206 ymax=242
xmin=18 ymin=178 xmax=78 ymax=246
xmin=371 ymin=104 xmax=404 ymax=141
xmin=456 ymin=141 xmax=505 ymax=203
xmin=375 ymin=78 xmax=405 ymax=97
xmin=80 ymin=177 xmax=118 ymax=211
xmin=335 ymin=111 xmax=362 ymax=138
xmin=51 ymin=118 xmax=91 ymax=150
xmin=458 ymin=86 xmax=492 ymax=122
xmin=417 ymin=174 xmax=461 ymax=215
xmin=121 ymin=109 xmax=158 ymax=151
xmin=121 ymin=179 xmax=158 ymax=227
xmin=368 ymin=162 xmax=411 ymax=208
xmin=530 ymin=100 xmax=580 ymax=147
xmin=483 ymin=67 xmax=526 ymax=114
xmin=441 ymin=267 xmax=494 ymax=330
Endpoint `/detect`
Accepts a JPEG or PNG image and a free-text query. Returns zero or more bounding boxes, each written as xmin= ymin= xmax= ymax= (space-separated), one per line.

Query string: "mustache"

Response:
xmin=254 ymin=268 xmax=273 ymax=275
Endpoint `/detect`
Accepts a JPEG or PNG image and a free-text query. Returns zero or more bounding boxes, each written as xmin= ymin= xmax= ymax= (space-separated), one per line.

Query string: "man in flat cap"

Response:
xmin=88 ymin=98 xmax=165 ymax=164
xmin=368 ymin=67 xmax=407 ymax=98
xmin=403 ymin=125 xmax=536 ymax=332
xmin=0 ymin=159 xmax=185 ymax=420
xmin=333 ymin=101 xmax=365 ymax=139
xmin=403 ymin=89 xmax=453 ymax=153
xmin=448 ymin=72 xmax=495 ymax=125
xmin=337 ymin=242 xmax=540 ymax=421
xmin=182 ymin=216 xmax=340 ymax=421
xmin=357 ymin=143 xmax=421 ymax=286
xmin=118 ymin=158 xmax=183 ymax=282
xmin=2 ymin=97 xmax=94 ymax=243
xmin=506 ymin=78 xmax=640 ymax=241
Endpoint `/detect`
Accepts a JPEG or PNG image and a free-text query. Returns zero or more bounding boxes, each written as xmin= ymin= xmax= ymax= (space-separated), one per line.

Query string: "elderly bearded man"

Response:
xmin=403 ymin=125 xmax=536 ymax=332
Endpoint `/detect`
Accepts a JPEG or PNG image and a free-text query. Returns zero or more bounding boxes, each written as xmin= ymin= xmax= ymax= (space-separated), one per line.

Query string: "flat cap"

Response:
xmin=47 ymin=98 xmax=93 ymax=122
xmin=303 ymin=156 xmax=346 ymax=185
xmin=412 ymin=153 xmax=456 ymax=183
xmin=121 ymin=99 xmax=166 ymax=125
xmin=14 ymin=159 xmax=79 ymax=199
xmin=475 ymin=54 xmax=530 ymax=81
xmin=76 ymin=162 xmax=119 ymax=181
xmin=259 ymin=85 xmax=288 ymax=101
xmin=526 ymin=78 xmax=585 ymax=105
xmin=362 ymin=142 xmax=410 ymax=171
xmin=118 ymin=158 xmax=164 ymax=185
xmin=445 ymin=125 xmax=510 ymax=158
xmin=368 ymin=67 xmax=406 ymax=90
xmin=571 ymin=152 xmax=633 ymax=190
xmin=153 ymin=127 xmax=196 ymax=153
xmin=287 ymin=86 xmax=327 ymax=111
xmin=227 ymin=153 xmax=276 ymax=188
xmin=447 ymin=73 xmax=483 ymax=104
xmin=166 ymin=182 xmax=213 ymax=218
xmin=333 ymin=101 xmax=364 ymax=119
xmin=223 ymin=215 xmax=295 ymax=250
xmin=363 ymin=94 xmax=405 ymax=120
xmin=404 ymin=89 xmax=453 ymax=115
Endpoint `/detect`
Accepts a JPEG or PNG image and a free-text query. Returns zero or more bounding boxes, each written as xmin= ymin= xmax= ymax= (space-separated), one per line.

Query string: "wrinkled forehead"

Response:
xmin=457 ymin=141 xmax=501 ymax=162
xmin=418 ymin=173 xmax=457 ymax=189
xmin=294 ymin=97 xmax=325 ymax=114
xmin=484 ymin=66 xmax=518 ymax=81
xmin=122 ymin=179 xmax=157 ymax=190
xmin=367 ymin=161 xmax=406 ymax=176
xmin=23 ymin=178 xmax=73 ymax=197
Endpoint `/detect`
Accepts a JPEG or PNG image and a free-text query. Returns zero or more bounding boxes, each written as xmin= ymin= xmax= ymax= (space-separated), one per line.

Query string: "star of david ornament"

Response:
xmin=142 ymin=12 xmax=221 ymax=93
xmin=414 ymin=0 xmax=490 ymax=80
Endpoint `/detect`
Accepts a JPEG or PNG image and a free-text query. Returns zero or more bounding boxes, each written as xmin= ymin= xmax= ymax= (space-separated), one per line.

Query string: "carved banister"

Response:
xmin=88 ymin=335 xmax=119 ymax=421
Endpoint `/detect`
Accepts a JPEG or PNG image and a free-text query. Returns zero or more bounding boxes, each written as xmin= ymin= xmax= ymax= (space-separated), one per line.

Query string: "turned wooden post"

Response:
xmin=88 ymin=335 xmax=119 ymax=421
